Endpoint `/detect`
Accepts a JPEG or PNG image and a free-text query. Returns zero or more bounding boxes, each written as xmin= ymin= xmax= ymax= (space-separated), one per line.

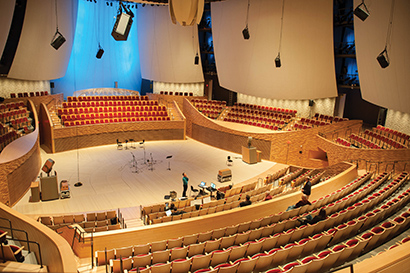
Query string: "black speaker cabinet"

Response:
xmin=275 ymin=57 xmax=281 ymax=68
xmin=308 ymin=100 xmax=314 ymax=107
xmin=354 ymin=4 xmax=369 ymax=21
xmin=242 ymin=27 xmax=250 ymax=40
xmin=96 ymin=48 xmax=104 ymax=59
xmin=51 ymin=32 xmax=66 ymax=50
xmin=377 ymin=51 xmax=389 ymax=68
xmin=194 ymin=55 xmax=199 ymax=65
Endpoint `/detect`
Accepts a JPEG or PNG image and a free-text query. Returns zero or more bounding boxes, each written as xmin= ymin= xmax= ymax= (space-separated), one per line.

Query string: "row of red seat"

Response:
xmin=227 ymin=113 xmax=288 ymax=125
xmin=58 ymin=106 xmax=166 ymax=116
xmin=63 ymin=116 xmax=170 ymax=127
xmin=62 ymin=100 xmax=158 ymax=109
xmin=0 ymin=109 xmax=29 ymax=123
xmin=336 ymin=137 xmax=351 ymax=147
xmin=364 ymin=129 xmax=407 ymax=149
xmin=293 ymin=123 xmax=312 ymax=130
xmin=61 ymin=111 xmax=168 ymax=122
xmin=10 ymin=91 xmax=48 ymax=98
xmin=0 ymin=102 xmax=25 ymax=111
xmin=230 ymin=108 xmax=293 ymax=121
xmin=349 ymin=134 xmax=382 ymax=149
xmin=300 ymin=117 xmax=331 ymax=127
xmin=234 ymin=102 xmax=297 ymax=116
xmin=160 ymin=91 xmax=193 ymax=96
xmin=375 ymin=125 xmax=410 ymax=143
xmin=0 ymin=131 xmax=18 ymax=150
xmin=313 ymin=113 xmax=348 ymax=123
xmin=67 ymin=95 xmax=147 ymax=102
xmin=191 ymin=99 xmax=226 ymax=106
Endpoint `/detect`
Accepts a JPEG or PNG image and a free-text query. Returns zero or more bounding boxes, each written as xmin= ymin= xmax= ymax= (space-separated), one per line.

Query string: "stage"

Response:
xmin=13 ymin=138 xmax=277 ymax=217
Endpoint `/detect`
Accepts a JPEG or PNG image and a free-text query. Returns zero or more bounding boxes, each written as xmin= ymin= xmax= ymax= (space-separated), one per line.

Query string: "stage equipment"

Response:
xmin=129 ymin=138 xmax=136 ymax=149
xmin=166 ymin=155 xmax=173 ymax=170
xmin=131 ymin=152 xmax=139 ymax=173
xmin=96 ymin=44 xmax=104 ymax=59
xmin=354 ymin=1 xmax=370 ymax=21
xmin=218 ymin=168 xmax=232 ymax=182
xmin=227 ymin=156 xmax=233 ymax=166
xmin=377 ymin=0 xmax=395 ymax=69
xmin=51 ymin=0 xmax=65 ymax=50
xmin=42 ymin=158 xmax=55 ymax=175
xmin=377 ymin=49 xmax=389 ymax=68
xmin=242 ymin=0 xmax=250 ymax=39
xmin=139 ymin=139 xmax=145 ymax=148
xmin=125 ymin=139 xmax=129 ymax=149
xmin=308 ymin=100 xmax=315 ymax=107
xmin=247 ymin=136 xmax=252 ymax=148
xmin=112 ymin=1 xmax=134 ymax=41
xmin=117 ymin=139 xmax=123 ymax=150
xmin=275 ymin=0 xmax=285 ymax=68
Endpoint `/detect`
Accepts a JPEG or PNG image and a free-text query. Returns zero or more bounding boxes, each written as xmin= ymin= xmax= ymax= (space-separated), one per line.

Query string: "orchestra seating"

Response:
xmin=94 ymin=171 xmax=410 ymax=273
xmin=57 ymin=95 xmax=170 ymax=126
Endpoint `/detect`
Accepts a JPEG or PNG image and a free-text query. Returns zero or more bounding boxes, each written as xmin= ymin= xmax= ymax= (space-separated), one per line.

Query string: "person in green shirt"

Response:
xmin=182 ymin=172 xmax=189 ymax=197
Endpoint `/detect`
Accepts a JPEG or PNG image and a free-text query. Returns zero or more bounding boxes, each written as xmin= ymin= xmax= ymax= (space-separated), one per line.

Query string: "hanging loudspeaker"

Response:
xmin=242 ymin=27 xmax=250 ymax=40
xmin=96 ymin=48 xmax=104 ymax=59
xmin=354 ymin=3 xmax=369 ymax=21
xmin=275 ymin=56 xmax=281 ymax=68
xmin=377 ymin=50 xmax=389 ymax=68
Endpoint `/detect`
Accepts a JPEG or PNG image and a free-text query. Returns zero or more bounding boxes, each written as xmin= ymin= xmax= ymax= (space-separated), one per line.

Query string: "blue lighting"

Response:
xmin=53 ymin=0 xmax=141 ymax=98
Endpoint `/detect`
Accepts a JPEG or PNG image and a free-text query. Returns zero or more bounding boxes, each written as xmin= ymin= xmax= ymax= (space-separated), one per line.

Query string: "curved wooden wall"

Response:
xmin=0 ymin=202 xmax=77 ymax=272
xmin=0 ymin=100 xmax=41 ymax=206
xmin=183 ymin=99 xmax=410 ymax=173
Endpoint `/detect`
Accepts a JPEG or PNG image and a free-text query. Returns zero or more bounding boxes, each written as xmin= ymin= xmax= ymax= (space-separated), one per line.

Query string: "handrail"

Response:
xmin=0 ymin=217 xmax=14 ymax=238
xmin=4 ymin=237 xmax=43 ymax=268
xmin=329 ymin=263 xmax=354 ymax=273
xmin=0 ymin=225 xmax=31 ymax=252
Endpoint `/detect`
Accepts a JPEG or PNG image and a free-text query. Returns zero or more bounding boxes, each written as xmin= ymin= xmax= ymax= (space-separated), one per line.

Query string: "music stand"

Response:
xmin=125 ymin=139 xmax=129 ymax=150
xmin=166 ymin=155 xmax=173 ymax=170
xmin=129 ymin=138 xmax=136 ymax=149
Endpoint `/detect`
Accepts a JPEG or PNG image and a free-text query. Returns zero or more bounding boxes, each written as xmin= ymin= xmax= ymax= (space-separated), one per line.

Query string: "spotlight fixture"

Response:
xmin=96 ymin=43 xmax=104 ymax=59
xmin=51 ymin=0 xmax=66 ymax=50
xmin=354 ymin=1 xmax=370 ymax=21
xmin=377 ymin=49 xmax=389 ymax=68
xmin=194 ymin=53 xmax=199 ymax=65
xmin=274 ymin=54 xmax=281 ymax=68
xmin=242 ymin=0 xmax=250 ymax=40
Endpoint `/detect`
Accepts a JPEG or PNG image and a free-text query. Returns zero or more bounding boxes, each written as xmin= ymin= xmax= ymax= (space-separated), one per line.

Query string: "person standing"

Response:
xmin=182 ymin=172 xmax=189 ymax=197
xmin=301 ymin=180 xmax=311 ymax=199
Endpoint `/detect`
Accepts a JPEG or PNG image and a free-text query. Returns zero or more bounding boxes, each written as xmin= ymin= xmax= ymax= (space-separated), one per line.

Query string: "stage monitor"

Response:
xmin=112 ymin=12 xmax=133 ymax=41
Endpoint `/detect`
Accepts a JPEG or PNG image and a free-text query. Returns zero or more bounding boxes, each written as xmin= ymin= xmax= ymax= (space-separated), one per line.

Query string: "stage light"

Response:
xmin=111 ymin=2 xmax=134 ymax=41
xmin=242 ymin=27 xmax=250 ymax=40
xmin=51 ymin=0 xmax=66 ymax=50
xmin=354 ymin=1 xmax=370 ymax=21
xmin=377 ymin=49 xmax=389 ymax=68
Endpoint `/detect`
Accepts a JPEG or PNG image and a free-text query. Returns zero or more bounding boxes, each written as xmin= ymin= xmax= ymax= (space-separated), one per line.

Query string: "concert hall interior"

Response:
xmin=0 ymin=0 xmax=409 ymax=273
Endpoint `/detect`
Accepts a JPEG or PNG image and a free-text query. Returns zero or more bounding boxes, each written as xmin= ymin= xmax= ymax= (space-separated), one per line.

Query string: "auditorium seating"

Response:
xmin=10 ymin=91 xmax=48 ymax=98
xmin=349 ymin=133 xmax=382 ymax=149
xmin=374 ymin=125 xmax=410 ymax=146
xmin=363 ymin=128 xmax=408 ymax=149
xmin=0 ymin=101 xmax=34 ymax=151
xmin=191 ymin=99 xmax=226 ymax=120
xmin=57 ymin=96 xmax=170 ymax=126
xmin=38 ymin=209 xmax=120 ymax=233
xmin=335 ymin=137 xmax=352 ymax=147
xmin=313 ymin=113 xmax=349 ymax=123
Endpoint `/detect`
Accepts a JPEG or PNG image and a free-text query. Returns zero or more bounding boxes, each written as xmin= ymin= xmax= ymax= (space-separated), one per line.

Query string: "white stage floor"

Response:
xmin=13 ymin=138 xmax=277 ymax=216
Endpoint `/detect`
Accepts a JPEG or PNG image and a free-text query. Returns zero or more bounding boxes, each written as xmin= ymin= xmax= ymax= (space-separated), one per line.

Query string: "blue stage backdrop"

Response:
xmin=53 ymin=0 xmax=141 ymax=98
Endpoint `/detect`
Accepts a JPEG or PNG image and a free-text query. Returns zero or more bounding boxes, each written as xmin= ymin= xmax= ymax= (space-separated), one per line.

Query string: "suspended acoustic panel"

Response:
xmin=169 ymin=0 xmax=204 ymax=26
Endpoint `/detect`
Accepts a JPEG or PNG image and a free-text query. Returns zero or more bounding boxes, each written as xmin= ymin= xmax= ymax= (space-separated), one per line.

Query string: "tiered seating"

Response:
xmin=364 ymin=129 xmax=407 ymax=149
xmin=38 ymin=210 xmax=121 ymax=233
xmin=293 ymin=123 xmax=312 ymax=130
xmin=374 ymin=125 xmax=410 ymax=146
xmin=278 ymin=168 xmax=304 ymax=186
xmin=0 ymin=101 xmax=34 ymax=151
xmin=349 ymin=133 xmax=382 ymax=149
xmin=263 ymin=167 xmax=289 ymax=185
xmin=234 ymin=102 xmax=297 ymax=117
xmin=159 ymin=91 xmax=193 ymax=96
xmin=191 ymin=99 xmax=226 ymax=119
xmin=300 ymin=117 xmax=331 ymax=127
xmin=96 ymin=171 xmax=400 ymax=272
xmin=58 ymin=96 xmax=170 ymax=126
xmin=313 ymin=113 xmax=348 ymax=123
xmin=335 ymin=137 xmax=352 ymax=147
xmin=10 ymin=91 xmax=49 ymax=98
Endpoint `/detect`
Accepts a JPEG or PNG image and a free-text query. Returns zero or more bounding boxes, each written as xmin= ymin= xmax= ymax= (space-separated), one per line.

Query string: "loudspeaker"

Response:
xmin=51 ymin=31 xmax=66 ymax=50
xmin=354 ymin=3 xmax=369 ymax=21
xmin=275 ymin=56 xmax=281 ymax=68
xmin=308 ymin=100 xmax=314 ymax=107
xmin=50 ymin=82 xmax=55 ymax=88
xmin=242 ymin=27 xmax=250 ymax=40
xmin=377 ymin=50 xmax=389 ymax=68
xmin=112 ymin=12 xmax=133 ymax=41
xmin=96 ymin=48 xmax=104 ymax=59
xmin=194 ymin=54 xmax=199 ymax=65
xmin=42 ymin=159 xmax=55 ymax=174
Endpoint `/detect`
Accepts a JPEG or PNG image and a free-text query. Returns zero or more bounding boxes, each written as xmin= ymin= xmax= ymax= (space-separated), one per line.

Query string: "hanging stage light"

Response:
xmin=51 ymin=0 xmax=66 ymax=50
xmin=354 ymin=1 xmax=370 ymax=21
xmin=112 ymin=1 xmax=134 ymax=41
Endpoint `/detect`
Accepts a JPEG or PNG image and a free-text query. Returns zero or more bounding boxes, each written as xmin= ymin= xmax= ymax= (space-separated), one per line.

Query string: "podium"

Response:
xmin=40 ymin=176 xmax=59 ymax=201
xmin=242 ymin=146 xmax=257 ymax=164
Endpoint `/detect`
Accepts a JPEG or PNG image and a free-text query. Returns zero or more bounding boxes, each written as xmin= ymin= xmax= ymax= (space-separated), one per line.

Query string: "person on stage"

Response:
xmin=182 ymin=172 xmax=189 ymax=197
